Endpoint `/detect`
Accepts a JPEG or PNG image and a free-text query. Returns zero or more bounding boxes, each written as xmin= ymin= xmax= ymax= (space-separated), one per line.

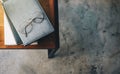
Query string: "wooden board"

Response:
xmin=0 ymin=0 xmax=59 ymax=49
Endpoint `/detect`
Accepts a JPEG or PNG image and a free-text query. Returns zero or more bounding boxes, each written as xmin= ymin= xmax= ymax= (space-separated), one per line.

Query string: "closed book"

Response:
xmin=4 ymin=12 xmax=38 ymax=45
xmin=3 ymin=0 xmax=54 ymax=45
xmin=4 ymin=13 xmax=17 ymax=45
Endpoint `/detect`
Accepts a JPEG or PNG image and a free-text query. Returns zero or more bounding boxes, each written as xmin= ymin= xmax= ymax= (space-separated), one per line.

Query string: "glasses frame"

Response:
xmin=19 ymin=12 xmax=45 ymax=37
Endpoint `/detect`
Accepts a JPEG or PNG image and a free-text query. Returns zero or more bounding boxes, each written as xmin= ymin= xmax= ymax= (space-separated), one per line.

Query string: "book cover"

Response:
xmin=3 ymin=0 xmax=54 ymax=45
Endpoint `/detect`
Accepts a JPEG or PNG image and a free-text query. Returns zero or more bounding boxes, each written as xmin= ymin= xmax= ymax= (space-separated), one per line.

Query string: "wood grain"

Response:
xmin=0 ymin=2 xmax=5 ymax=48
xmin=0 ymin=2 xmax=3 ymax=26
xmin=0 ymin=0 xmax=59 ymax=49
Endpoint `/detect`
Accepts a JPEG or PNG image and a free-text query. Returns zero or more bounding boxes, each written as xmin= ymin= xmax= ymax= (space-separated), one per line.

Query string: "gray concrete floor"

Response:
xmin=1 ymin=0 xmax=120 ymax=74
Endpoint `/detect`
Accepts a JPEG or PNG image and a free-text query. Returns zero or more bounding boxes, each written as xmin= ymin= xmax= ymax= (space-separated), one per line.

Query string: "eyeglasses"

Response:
xmin=19 ymin=12 xmax=45 ymax=37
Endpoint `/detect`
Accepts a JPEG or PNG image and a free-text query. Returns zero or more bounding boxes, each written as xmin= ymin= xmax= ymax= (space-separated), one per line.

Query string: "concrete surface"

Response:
xmin=0 ymin=0 xmax=120 ymax=74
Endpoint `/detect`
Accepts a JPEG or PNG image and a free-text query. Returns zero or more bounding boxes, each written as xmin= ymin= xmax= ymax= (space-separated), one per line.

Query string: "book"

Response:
xmin=4 ymin=12 xmax=38 ymax=45
xmin=3 ymin=0 xmax=54 ymax=46
xmin=4 ymin=13 xmax=17 ymax=45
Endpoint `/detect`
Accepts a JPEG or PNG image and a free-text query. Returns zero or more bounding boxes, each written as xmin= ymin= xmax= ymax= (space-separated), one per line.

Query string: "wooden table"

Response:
xmin=0 ymin=0 xmax=59 ymax=58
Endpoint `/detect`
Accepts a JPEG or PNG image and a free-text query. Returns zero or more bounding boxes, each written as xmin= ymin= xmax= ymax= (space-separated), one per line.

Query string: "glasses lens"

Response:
xmin=20 ymin=24 xmax=33 ymax=34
